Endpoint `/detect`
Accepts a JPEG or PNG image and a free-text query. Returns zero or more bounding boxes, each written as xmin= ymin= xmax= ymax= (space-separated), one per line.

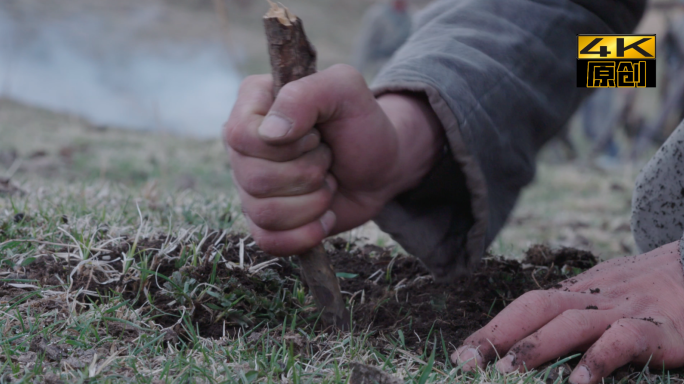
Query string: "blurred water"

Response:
xmin=0 ymin=2 xmax=241 ymax=138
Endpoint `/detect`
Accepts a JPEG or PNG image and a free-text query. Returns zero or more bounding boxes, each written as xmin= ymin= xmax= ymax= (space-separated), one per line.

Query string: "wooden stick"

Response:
xmin=263 ymin=1 xmax=350 ymax=331
xmin=263 ymin=1 xmax=317 ymax=96
xmin=297 ymin=244 xmax=350 ymax=329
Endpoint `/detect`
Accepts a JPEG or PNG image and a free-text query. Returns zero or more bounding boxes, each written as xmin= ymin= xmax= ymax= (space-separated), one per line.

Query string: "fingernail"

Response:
xmin=259 ymin=114 xmax=292 ymax=139
xmin=569 ymin=365 xmax=591 ymax=384
xmin=495 ymin=353 xmax=517 ymax=373
xmin=453 ymin=346 xmax=483 ymax=371
xmin=325 ymin=174 xmax=337 ymax=192
xmin=300 ymin=131 xmax=320 ymax=152
xmin=319 ymin=210 xmax=336 ymax=236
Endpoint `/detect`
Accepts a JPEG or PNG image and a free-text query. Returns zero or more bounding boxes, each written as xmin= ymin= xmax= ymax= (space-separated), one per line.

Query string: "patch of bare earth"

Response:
xmin=3 ymin=234 xmax=599 ymax=362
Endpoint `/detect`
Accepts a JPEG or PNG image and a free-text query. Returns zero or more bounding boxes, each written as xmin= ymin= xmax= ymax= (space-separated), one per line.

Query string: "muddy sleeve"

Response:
xmin=631 ymin=122 xmax=684 ymax=261
xmin=370 ymin=0 xmax=646 ymax=282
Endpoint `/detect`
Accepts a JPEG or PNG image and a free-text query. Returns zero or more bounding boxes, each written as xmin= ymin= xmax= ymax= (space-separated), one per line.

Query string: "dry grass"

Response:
xmin=496 ymin=162 xmax=638 ymax=261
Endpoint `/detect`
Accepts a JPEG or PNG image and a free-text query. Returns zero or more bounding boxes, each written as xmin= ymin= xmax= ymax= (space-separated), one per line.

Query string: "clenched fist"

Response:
xmin=224 ymin=64 xmax=443 ymax=255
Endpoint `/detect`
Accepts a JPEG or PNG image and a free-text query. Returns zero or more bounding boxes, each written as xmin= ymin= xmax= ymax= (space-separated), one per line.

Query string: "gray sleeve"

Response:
xmin=370 ymin=0 xmax=646 ymax=281
xmin=631 ymin=121 xmax=684 ymax=256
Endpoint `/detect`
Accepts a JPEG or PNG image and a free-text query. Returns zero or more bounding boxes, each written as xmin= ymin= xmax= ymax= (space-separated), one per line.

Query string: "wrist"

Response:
xmin=376 ymin=92 xmax=445 ymax=200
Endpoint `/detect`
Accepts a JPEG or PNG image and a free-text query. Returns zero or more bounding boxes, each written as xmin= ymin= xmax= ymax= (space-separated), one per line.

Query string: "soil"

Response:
xmin=2 ymin=234 xmax=597 ymax=363
xmin=328 ymin=241 xmax=597 ymax=357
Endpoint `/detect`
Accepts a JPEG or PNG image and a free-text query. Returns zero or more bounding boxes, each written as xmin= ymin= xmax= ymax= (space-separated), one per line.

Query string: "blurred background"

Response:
xmin=0 ymin=0 xmax=683 ymax=259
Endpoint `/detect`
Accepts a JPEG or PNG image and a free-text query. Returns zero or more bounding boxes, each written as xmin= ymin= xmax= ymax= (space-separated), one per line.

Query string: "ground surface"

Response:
xmin=0 ymin=0 xmax=680 ymax=382
xmin=0 ymin=98 xmax=675 ymax=383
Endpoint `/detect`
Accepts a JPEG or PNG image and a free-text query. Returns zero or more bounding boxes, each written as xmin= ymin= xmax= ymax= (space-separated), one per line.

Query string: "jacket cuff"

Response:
xmin=370 ymin=81 xmax=489 ymax=281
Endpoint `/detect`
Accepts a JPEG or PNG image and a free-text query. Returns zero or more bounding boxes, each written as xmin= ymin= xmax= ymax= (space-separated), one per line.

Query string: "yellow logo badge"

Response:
xmin=577 ymin=35 xmax=655 ymax=88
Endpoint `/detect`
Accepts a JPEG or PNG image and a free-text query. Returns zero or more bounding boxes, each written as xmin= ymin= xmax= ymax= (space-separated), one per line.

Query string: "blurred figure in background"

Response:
xmin=581 ymin=89 xmax=620 ymax=165
xmin=352 ymin=0 xmax=412 ymax=79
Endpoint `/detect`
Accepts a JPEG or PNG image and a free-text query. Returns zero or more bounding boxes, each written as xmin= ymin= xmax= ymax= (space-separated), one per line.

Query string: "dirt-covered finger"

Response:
xmin=245 ymin=211 xmax=336 ymax=256
xmin=231 ymin=144 xmax=331 ymax=198
xmin=238 ymin=175 xmax=336 ymax=232
xmin=453 ymin=290 xmax=605 ymax=370
xmin=568 ymin=318 xmax=667 ymax=384
xmin=495 ymin=308 xmax=619 ymax=373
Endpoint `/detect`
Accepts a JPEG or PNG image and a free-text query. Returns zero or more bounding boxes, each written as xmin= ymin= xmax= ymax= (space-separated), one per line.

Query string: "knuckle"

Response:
xmin=244 ymin=168 xmax=323 ymax=197
xmin=252 ymin=234 xmax=283 ymax=255
xmin=557 ymin=309 xmax=592 ymax=330
xmin=225 ymin=122 xmax=248 ymax=152
xmin=318 ymin=143 xmax=333 ymax=164
xmin=279 ymin=81 xmax=309 ymax=104
xmin=330 ymin=63 xmax=366 ymax=87
xmin=242 ymin=179 xmax=266 ymax=196
xmin=241 ymin=172 xmax=273 ymax=197
xmin=628 ymin=295 xmax=653 ymax=314
xmin=240 ymin=75 xmax=265 ymax=91
xmin=247 ymin=203 xmax=281 ymax=229
xmin=295 ymin=146 xmax=330 ymax=189
xmin=517 ymin=290 xmax=554 ymax=312
xmin=253 ymin=235 xmax=277 ymax=253
xmin=245 ymin=221 xmax=273 ymax=251
xmin=330 ymin=63 xmax=362 ymax=79
xmin=610 ymin=319 xmax=648 ymax=351
xmin=613 ymin=319 xmax=644 ymax=338
xmin=298 ymin=164 xmax=327 ymax=192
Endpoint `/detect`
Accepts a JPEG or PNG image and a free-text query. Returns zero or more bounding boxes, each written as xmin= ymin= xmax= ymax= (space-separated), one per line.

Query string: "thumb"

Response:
xmin=258 ymin=64 xmax=373 ymax=145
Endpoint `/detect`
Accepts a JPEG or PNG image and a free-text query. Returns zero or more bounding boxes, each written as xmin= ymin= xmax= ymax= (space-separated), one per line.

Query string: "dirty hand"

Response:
xmin=224 ymin=64 xmax=443 ymax=255
xmin=453 ymin=241 xmax=684 ymax=383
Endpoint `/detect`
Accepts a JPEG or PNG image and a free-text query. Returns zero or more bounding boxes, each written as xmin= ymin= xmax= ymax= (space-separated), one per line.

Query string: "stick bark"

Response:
xmin=263 ymin=1 xmax=317 ymax=96
xmin=263 ymin=1 xmax=350 ymax=330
